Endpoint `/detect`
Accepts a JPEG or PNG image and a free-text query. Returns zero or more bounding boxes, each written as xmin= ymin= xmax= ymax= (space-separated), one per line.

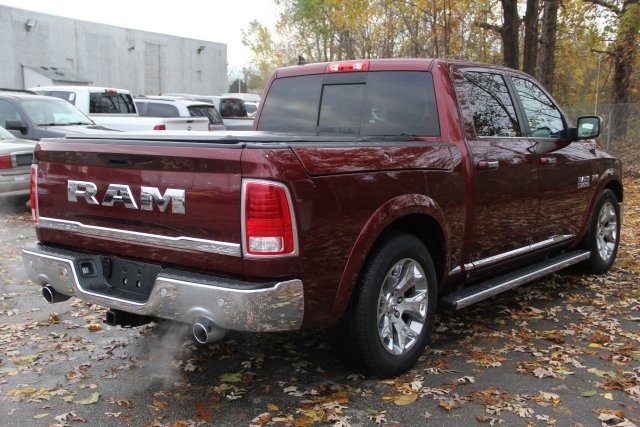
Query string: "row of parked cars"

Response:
xmin=0 ymin=86 xmax=261 ymax=201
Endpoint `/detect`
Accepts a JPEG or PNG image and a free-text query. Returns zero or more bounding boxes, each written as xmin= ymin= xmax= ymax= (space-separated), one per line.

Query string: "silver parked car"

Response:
xmin=0 ymin=125 xmax=35 ymax=199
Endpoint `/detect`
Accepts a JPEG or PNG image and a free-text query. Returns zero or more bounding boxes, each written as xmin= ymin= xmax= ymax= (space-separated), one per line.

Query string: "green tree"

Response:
xmin=228 ymin=79 xmax=248 ymax=93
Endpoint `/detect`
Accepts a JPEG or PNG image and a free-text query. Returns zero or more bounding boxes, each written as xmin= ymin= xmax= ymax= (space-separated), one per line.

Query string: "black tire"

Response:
xmin=581 ymin=189 xmax=620 ymax=274
xmin=330 ymin=233 xmax=437 ymax=377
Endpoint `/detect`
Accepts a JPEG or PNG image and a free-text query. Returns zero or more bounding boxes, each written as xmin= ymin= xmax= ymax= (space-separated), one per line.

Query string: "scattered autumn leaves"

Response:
xmin=0 ymin=169 xmax=639 ymax=426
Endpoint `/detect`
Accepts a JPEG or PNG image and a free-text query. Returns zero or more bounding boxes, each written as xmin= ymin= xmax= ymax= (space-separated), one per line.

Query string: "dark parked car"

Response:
xmin=0 ymin=90 xmax=117 ymax=140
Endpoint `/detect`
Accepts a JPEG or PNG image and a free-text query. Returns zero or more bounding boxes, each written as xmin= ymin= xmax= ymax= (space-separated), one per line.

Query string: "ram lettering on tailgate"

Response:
xmin=67 ymin=180 xmax=186 ymax=214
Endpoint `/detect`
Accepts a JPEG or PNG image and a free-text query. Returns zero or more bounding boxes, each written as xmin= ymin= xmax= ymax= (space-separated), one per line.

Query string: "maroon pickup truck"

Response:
xmin=22 ymin=58 xmax=623 ymax=377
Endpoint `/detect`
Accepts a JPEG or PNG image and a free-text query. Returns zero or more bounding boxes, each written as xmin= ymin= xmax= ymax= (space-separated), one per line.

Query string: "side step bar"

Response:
xmin=440 ymin=250 xmax=590 ymax=310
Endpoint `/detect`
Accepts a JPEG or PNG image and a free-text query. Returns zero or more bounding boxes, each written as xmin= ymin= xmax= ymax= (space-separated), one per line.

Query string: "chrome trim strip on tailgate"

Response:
xmin=38 ymin=217 xmax=241 ymax=257
xmin=22 ymin=243 xmax=304 ymax=332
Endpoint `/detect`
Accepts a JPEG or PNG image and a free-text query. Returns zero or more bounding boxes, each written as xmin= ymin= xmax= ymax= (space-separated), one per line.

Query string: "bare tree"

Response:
xmin=523 ymin=0 xmax=540 ymax=76
xmin=478 ymin=0 xmax=520 ymax=69
xmin=501 ymin=0 xmax=520 ymax=68
xmin=539 ymin=0 xmax=559 ymax=91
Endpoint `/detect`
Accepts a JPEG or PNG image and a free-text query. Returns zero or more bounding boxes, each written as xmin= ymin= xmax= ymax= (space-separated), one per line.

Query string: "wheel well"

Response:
xmin=605 ymin=180 xmax=623 ymax=203
xmin=383 ymin=214 xmax=446 ymax=285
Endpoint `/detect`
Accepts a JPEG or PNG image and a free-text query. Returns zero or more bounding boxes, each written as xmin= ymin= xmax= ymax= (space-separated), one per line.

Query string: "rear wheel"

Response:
xmin=331 ymin=233 xmax=437 ymax=377
xmin=581 ymin=189 xmax=620 ymax=274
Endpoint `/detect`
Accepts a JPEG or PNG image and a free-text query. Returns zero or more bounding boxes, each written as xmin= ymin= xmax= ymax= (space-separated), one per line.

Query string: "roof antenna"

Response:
xmin=297 ymin=55 xmax=307 ymax=65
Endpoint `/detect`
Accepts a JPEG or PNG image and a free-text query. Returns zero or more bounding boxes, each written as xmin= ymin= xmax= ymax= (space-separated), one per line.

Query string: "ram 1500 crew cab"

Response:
xmin=22 ymin=59 xmax=622 ymax=377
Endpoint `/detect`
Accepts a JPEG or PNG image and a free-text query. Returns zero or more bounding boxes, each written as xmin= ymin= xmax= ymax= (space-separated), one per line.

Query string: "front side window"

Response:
xmin=463 ymin=72 xmax=520 ymax=137
xmin=512 ymin=77 xmax=564 ymax=138
xmin=0 ymin=100 xmax=22 ymax=128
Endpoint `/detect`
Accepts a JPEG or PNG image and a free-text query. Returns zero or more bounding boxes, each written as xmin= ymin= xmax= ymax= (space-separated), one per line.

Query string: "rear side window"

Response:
xmin=89 ymin=92 xmax=136 ymax=114
xmin=46 ymin=91 xmax=77 ymax=105
xmin=462 ymin=72 xmax=520 ymax=137
xmin=188 ymin=105 xmax=223 ymax=125
xmin=257 ymin=71 xmax=439 ymax=136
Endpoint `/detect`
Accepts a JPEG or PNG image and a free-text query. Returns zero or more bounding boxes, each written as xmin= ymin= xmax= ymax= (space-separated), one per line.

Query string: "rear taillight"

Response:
xmin=153 ymin=124 xmax=166 ymax=130
xmin=30 ymin=164 xmax=38 ymax=223
xmin=0 ymin=155 xmax=11 ymax=169
xmin=242 ymin=180 xmax=297 ymax=256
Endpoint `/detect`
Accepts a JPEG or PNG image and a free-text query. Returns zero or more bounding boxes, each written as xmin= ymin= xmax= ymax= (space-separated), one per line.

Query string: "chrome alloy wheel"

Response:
xmin=596 ymin=200 xmax=618 ymax=262
xmin=377 ymin=258 xmax=429 ymax=356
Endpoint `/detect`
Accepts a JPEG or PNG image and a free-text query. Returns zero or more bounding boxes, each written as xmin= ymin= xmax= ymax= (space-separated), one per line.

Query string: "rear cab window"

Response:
xmin=257 ymin=71 xmax=440 ymax=137
xmin=188 ymin=105 xmax=223 ymax=125
xmin=219 ymin=99 xmax=247 ymax=118
xmin=89 ymin=92 xmax=136 ymax=114
xmin=136 ymin=102 xmax=180 ymax=117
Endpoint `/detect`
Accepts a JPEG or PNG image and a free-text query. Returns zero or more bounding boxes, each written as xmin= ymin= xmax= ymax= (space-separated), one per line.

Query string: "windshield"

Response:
xmin=0 ymin=125 xmax=16 ymax=139
xmin=21 ymin=99 xmax=93 ymax=126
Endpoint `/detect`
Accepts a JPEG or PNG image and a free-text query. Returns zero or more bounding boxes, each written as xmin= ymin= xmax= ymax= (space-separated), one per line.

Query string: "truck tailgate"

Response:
xmin=34 ymin=138 xmax=244 ymax=274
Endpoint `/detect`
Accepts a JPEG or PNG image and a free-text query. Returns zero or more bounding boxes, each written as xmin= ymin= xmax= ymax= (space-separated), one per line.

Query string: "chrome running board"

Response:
xmin=441 ymin=250 xmax=590 ymax=310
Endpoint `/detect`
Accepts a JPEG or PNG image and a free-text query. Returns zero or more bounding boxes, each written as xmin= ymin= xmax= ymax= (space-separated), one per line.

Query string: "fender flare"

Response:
xmin=575 ymin=167 xmax=623 ymax=244
xmin=330 ymin=193 xmax=449 ymax=319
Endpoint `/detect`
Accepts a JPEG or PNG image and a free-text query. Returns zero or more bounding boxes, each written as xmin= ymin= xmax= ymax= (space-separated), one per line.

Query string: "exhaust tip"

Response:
xmin=42 ymin=285 xmax=70 ymax=303
xmin=192 ymin=318 xmax=226 ymax=345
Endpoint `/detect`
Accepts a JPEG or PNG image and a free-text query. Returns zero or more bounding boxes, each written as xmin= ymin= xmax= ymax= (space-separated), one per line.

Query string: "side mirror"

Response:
xmin=5 ymin=120 xmax=28 ymax=135
xmin=571 ymin=116 xmax=601 ymax=140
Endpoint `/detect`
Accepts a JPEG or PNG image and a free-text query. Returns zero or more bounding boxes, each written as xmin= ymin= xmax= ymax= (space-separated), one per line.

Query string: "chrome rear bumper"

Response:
xmin=22 ymin=243 xmax=304 ymax=332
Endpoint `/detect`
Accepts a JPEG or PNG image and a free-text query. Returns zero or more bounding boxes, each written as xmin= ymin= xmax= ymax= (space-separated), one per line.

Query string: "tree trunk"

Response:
xmin=610 ymin=0 xmax=639 ymax=138
xmin=501 ymin=0 xmax=520 ymax=69
xmin=539 ymin=0 xmax=559 ymax=91
xmin=523 ymin=0 xmax=540 ymax=76
xmin=612 ymin=0 xmax=638 ymax=104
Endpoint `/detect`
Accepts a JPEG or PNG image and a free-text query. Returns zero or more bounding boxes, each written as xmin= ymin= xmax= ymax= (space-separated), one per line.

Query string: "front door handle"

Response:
xmin=477 ymin=160 xmax=499 ymax=170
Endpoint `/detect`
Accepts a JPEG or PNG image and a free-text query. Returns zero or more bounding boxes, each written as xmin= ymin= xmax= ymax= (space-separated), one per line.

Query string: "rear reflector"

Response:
xmin=153 ymin=124 xmax=166 ymax=130
xmin=30 ymin=164 xmax=38 ymax=223
xmin=0 ymin=155 xmax=11 ymax=169
xmin=242 ymin=180 xmax=297 ymax=256
xmin=326 ymin=61 xmax=369 ymax=73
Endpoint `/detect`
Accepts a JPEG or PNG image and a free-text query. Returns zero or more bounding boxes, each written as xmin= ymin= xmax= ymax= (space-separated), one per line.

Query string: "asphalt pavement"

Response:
xmin=1 ymin=198 xmax=638 ymax=427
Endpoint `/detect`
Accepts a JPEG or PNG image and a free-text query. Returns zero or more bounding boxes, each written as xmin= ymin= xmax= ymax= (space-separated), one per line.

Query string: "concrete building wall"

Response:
xmin=0 ymin=5 xmax=227 ymax=95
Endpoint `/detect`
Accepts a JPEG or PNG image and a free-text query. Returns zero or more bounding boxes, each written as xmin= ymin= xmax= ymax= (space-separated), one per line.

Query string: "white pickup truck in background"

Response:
xmin=163 ymin=93 xmax=255 ymax=130
xmin=29 ymin=86 xmax=209 ymax=132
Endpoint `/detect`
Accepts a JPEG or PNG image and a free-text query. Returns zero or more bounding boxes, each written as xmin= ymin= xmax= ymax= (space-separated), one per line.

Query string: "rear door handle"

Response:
xmin=477 ymin=160 xmax=499 ymax=170
xmin=540 ymin=157 xmax=557 ymax=165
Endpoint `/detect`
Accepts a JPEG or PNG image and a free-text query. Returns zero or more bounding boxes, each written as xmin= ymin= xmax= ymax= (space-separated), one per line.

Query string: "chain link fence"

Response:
xmin=566 ymin=103 xmax=640 ymax=171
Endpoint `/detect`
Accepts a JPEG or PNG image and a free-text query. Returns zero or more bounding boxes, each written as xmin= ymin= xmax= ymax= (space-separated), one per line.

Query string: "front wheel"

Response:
xmin=331 ymin=233 xmax=437 ymax=377
xmin=581 ymin=189 xmax=620 ymax=274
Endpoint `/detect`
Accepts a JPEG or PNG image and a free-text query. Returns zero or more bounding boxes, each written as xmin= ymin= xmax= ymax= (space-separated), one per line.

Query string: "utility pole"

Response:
xmin=595 ymin=55 xmax=601 ymax=115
